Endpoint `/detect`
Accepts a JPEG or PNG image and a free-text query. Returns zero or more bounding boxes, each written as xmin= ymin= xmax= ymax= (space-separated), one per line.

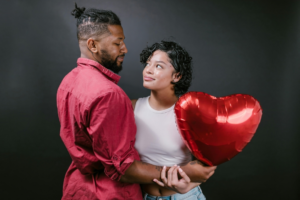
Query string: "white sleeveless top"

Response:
xmin=134 ymin=96 xmax=192 ymax=166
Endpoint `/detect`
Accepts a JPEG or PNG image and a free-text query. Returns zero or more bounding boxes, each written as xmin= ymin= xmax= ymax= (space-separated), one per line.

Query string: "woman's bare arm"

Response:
xmin=180 ymin=160 xmax=216 ymax=183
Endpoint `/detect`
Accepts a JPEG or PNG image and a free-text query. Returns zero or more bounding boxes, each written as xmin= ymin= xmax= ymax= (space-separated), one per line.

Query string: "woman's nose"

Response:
xmin=146 ymin=65 xmax=153 ymax=74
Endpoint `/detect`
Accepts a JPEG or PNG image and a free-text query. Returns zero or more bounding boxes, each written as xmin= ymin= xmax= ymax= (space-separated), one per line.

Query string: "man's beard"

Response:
xmin=100 ymin=49 xmax=123 ymax=74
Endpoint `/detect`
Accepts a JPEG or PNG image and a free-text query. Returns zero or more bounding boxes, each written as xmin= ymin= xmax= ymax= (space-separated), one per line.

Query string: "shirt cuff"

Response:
xmin=104 ymin=150 xmax=135 ymax=181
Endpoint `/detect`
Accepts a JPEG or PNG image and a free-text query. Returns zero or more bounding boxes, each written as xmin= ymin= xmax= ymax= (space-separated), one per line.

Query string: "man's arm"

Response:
xmin=120 ymin=160 xmax=163 ymax=184
xmin=120 ymin=160 xmax=216 ymax=184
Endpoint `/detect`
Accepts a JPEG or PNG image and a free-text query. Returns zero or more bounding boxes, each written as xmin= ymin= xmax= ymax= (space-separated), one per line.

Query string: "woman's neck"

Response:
xmin=149 ymin=90 xmax=178 ymax=111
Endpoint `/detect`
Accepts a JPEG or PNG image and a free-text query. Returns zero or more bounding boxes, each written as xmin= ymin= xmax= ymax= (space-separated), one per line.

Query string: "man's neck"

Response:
xmin=79 ymin=41 xmax=102 ymax=64
xmin=80 ymin=53 xmax=96 ymax=61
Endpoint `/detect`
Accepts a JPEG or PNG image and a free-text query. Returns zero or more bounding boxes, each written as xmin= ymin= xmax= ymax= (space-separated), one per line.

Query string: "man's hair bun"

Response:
xmin=71 ymin=3 xmax=86 ymax=19
xmin=71 ymin=4 xmax=121 ymax=40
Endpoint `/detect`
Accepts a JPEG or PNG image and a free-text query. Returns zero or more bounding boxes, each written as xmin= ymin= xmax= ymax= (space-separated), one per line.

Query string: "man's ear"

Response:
xmin=86 ymin=38 xmax=98 ymax=53
xmin=172 ymin=72 xmax=182 ymax=83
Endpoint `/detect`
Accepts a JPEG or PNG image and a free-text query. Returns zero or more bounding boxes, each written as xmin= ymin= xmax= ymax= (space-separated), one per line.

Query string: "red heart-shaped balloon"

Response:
xmin=175 ymin=92 xmax=262 ymax=166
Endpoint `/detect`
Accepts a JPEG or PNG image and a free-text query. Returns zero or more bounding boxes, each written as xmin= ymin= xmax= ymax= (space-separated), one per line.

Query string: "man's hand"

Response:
xmin=153 ymin=165 xmax=200 ymax=194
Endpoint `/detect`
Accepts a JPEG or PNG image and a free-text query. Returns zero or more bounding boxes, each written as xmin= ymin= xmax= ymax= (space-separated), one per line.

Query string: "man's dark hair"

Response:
xmin=71 ymin=3 xmax=121 ymax=40
xmin=140 ymin=41 xmax=193 ymax=96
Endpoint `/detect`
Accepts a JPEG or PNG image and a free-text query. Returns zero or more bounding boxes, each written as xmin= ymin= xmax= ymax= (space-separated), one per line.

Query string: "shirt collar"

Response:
xmin=77 ymin=57 xmax=121 ymax=84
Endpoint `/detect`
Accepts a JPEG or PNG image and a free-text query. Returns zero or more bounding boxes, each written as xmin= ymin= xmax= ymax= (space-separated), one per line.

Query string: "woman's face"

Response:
xmin=143 ymin=50 xmax=180 ymax=92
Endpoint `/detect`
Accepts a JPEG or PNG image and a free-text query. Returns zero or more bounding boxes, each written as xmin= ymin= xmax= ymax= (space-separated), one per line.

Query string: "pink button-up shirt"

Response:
xmin=57 ymin=58 xmax=143 ymax=200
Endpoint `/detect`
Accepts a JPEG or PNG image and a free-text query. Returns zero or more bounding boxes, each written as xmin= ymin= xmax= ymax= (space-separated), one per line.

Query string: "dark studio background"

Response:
xmin=0 ymin=0 xmax=299 ymax=199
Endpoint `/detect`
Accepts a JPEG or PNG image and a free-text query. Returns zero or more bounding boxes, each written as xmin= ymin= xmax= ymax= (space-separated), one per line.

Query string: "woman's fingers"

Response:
xmin=161 ymin=166 xmax=167 ymax=184
xmin=167 ymin=165 xmax=176 ymax=187
xmin=178 ymin=166 xmax=191 ymax=183
xmin=153 ymin=178 xmax=164 ymax=187
xmin=171 ymin=166 xmax=179 ymax=184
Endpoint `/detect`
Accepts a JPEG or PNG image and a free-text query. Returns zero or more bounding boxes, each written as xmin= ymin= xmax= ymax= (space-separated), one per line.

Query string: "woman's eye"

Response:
xmin=146 ymin=63 xmax=150 ymax=66
xmin=115 ymin=43 xmax=120 ymax=46
xmin=157 ymin=65 xmax=162 ymax=69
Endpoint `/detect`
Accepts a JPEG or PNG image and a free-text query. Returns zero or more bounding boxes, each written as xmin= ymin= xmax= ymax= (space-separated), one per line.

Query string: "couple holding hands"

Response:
xmin=57 ymin=4 xmax=216 ymax=200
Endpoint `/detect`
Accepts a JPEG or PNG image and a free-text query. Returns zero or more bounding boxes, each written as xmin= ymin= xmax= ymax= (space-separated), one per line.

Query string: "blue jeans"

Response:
xmin=144 ymin=186 xmax=206 ymax=200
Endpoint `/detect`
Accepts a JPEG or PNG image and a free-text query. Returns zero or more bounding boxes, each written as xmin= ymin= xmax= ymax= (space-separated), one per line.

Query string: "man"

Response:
xmin=57 ymin=4 xmax=216 ymax=200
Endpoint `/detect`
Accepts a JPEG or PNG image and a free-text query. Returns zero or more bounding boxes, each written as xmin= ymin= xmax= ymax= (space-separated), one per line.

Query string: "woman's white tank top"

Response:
xmin=134 ymin=96 xmax=192 ymax=167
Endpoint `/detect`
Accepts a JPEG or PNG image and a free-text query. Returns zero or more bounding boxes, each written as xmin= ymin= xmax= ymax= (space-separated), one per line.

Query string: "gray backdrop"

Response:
xmin=0 ymin=0 xmax=299 ymax=199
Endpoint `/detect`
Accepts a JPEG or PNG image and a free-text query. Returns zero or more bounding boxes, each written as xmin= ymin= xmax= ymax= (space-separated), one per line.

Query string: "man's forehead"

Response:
xmin=108 ymin=25 xmax=125 ymax=39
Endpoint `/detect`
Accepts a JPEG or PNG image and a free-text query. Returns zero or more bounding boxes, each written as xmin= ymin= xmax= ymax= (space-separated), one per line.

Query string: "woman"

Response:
xmin=132 ymin=41 xmax=207 ymax=200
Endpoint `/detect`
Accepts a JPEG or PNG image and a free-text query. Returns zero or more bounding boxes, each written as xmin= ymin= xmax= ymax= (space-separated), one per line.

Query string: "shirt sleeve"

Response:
xmin=57 ymin=88 xmax=103 ymax=175
xmin=86 ymin=91 xmax=139 ymax=181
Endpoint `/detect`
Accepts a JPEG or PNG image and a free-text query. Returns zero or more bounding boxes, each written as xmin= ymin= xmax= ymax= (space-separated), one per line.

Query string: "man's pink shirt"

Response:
xmin=57 ymin=58 xmax=142 ymax=200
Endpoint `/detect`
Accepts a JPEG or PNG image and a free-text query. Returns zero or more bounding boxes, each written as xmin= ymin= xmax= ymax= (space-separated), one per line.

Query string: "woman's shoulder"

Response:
xmin=131 ymin=96 xmax=149 ymax=110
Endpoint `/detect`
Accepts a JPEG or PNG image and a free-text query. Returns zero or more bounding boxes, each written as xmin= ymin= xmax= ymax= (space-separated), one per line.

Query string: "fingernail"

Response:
xmin=163 ymin=166 xmax=166 ymax=169
xmin=179 ymin=168 xmax=183 ymax=172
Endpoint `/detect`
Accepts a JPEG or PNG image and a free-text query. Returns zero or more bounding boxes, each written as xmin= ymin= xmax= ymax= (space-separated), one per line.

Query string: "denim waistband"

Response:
xmin=144 ymin=186 xmax=202 ymax=200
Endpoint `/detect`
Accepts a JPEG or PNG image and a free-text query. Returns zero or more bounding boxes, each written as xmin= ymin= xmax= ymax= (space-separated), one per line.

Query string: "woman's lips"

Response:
xmin=144 ymin=76 xmax=155 ymax=81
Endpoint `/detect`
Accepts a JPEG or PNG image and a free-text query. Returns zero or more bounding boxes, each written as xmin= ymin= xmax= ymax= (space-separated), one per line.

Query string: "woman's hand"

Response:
xmin=153 ymin=165 xmax=200 ymax=194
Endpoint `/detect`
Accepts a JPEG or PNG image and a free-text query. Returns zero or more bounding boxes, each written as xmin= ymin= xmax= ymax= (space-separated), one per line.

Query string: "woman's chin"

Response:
xmin=143 ymin=83 xmax=155 ymax=91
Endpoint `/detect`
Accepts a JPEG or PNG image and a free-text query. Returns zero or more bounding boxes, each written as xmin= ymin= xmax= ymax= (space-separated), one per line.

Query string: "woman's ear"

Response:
xmin=86 ymin=38 xmax=98 ymax=53
xmin=172 ymin=72 xmax=182 ymax=83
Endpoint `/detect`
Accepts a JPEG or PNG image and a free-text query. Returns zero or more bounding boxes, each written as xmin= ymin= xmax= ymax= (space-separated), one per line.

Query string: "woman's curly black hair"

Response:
xmin=140 ymin=41 xmax=193 ymax=97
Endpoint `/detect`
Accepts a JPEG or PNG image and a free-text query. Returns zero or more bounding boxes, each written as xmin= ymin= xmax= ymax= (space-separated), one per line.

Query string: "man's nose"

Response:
xmin=121 ymin=43 xmax=128 ymax=54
